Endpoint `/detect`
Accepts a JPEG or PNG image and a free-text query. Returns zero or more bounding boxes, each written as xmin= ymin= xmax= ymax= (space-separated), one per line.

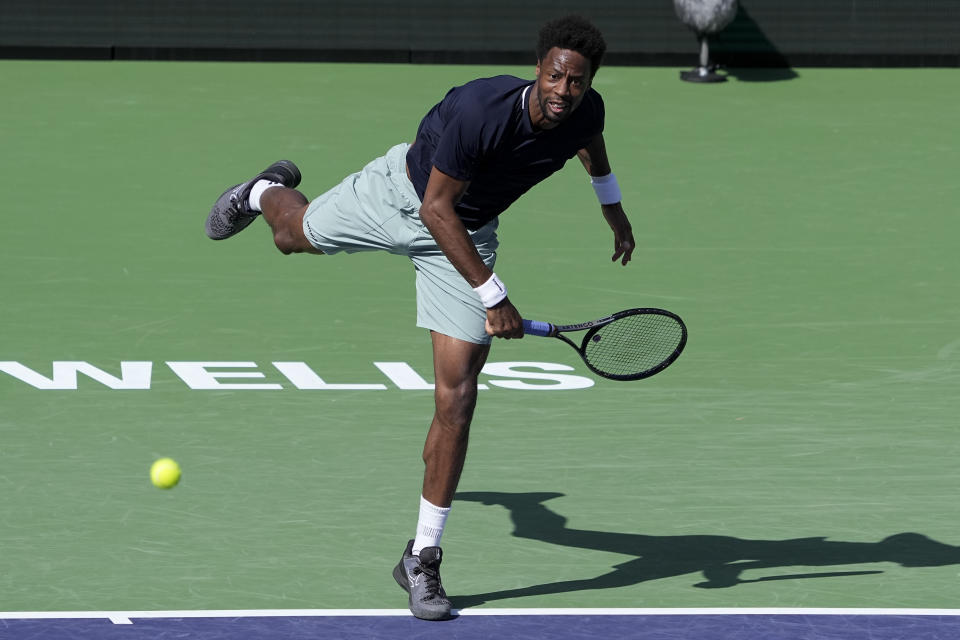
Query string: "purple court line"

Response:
xmin=2 ymin=609 xmax=960 ymax=639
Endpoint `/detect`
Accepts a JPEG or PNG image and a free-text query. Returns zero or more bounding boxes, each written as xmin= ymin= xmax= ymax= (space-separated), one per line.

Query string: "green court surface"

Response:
xmin=1 ymin=60 xmax=958 ymax=614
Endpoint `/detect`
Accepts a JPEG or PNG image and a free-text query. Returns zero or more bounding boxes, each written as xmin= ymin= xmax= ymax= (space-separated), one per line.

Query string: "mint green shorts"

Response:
xmin=302 ymin=143 xmax=499 ymax=345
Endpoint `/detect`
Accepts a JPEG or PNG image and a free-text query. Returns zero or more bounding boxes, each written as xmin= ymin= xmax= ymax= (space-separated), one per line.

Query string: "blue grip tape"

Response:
xmin=523 ymin=319 xmax=554 ymax=337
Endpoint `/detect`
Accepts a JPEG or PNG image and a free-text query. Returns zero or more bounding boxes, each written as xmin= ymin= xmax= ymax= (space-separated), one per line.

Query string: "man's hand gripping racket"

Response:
xmin=523 ymin=308 xmax=687 ymax=381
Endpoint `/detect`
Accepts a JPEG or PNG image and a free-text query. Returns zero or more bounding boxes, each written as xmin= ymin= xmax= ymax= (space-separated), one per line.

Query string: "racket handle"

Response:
xmin=522 ymin=319 xmax=556 ymax=337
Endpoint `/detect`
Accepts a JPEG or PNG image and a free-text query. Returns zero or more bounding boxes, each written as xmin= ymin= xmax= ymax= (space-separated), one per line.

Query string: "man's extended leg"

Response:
xmin=205 ymin=160 xmax=301 ymax=240
xmin=393 ymin=331 xmax=490 ymax=620
xmin=205 ymin=160 xmax=325 ymax=256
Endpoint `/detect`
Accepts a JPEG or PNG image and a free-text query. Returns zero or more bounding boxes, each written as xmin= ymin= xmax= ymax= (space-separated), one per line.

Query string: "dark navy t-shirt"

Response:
xmin=406 ymin=75 xmax=605 ymax=230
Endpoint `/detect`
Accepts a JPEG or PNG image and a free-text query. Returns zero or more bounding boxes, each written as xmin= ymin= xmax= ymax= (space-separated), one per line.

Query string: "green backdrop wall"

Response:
xmin=1 ymin=1 xmax=957 ymax=65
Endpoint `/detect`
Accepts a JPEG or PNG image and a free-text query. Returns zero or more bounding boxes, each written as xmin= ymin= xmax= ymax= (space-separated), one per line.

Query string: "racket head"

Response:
xmin=577 ymin=308 xmax=687 ymax=381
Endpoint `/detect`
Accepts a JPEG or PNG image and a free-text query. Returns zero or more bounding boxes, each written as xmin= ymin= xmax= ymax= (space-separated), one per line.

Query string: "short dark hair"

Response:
xmin=536 ymin=15 xmax=607 ymax=78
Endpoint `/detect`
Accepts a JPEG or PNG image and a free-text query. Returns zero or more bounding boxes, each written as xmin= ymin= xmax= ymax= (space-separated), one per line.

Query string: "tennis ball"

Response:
xmin=150 ymin=457 xmax=181 ymax=489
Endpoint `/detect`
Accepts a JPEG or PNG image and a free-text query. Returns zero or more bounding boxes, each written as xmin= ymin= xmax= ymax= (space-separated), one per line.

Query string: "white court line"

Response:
xmin=2 ymin=608 xmax=960 ymax=624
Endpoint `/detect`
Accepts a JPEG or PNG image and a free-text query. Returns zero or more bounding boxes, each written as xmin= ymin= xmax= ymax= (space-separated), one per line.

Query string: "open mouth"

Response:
xmin=546 ymin=100 xmax=570 ymax=117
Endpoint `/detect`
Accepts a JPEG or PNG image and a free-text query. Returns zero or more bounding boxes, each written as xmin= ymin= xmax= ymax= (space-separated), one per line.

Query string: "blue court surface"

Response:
xmin=3 ymin=609 xmax=960 ymax=639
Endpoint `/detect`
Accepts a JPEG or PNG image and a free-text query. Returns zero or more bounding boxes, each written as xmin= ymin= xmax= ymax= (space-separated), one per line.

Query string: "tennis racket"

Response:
xmin=522 ymin=308 xmax=687 ymax=381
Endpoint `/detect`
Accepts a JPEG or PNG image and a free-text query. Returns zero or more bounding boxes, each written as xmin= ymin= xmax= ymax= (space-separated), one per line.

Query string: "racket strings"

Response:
xmin=582 ymin=313 xmax=684 ymax=378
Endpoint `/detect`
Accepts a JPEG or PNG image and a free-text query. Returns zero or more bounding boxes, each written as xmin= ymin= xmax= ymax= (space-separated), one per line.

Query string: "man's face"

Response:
xmin=533 ymin=47 xmax=593 ymax=129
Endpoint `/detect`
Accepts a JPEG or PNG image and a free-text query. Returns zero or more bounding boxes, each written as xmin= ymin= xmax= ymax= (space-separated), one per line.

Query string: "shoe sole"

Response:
xmin=265 ymin=160 xmax=301 ymax=188
xmin=205 ymin=183 xmax=256 ymax=240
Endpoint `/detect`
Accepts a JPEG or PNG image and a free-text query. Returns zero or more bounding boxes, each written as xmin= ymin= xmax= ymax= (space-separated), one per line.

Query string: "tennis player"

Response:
xmin=205 ymin=14 xmax=633 ymax=620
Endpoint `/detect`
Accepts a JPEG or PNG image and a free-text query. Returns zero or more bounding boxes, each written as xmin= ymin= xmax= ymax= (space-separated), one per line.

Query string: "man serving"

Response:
xmin=205 ymin=14 xmax=633 ymax=620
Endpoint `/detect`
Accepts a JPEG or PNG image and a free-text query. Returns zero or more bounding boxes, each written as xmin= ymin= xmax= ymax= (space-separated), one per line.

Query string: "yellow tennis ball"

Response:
xmin=150 ymin=457 xmax=181 ymax=489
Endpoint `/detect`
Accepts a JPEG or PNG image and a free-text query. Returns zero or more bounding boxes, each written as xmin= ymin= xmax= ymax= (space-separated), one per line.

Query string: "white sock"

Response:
xmin=248 ymin=179 xmax=283 ymax=212
xmin=412 ymin=495 xmax=451 ymax=556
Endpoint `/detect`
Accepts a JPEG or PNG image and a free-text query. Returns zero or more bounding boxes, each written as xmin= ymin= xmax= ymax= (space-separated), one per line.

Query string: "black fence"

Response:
xmin=1 ymin=0 xmax=957 ymax=66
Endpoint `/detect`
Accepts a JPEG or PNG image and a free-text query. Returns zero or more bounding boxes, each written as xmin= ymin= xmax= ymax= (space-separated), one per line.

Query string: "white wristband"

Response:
xmin=473 ymin=273 xmax=508 ymax=308
xmin=591 ymin=173 xmax=622 ymax=205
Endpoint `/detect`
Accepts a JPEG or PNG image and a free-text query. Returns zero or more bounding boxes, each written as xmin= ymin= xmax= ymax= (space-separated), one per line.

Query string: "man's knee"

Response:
xmin=270 ymin=206 xmax=317 ymax=254
xmin=273 ymin=226 xmax=302 ymax=254
xmin=434 ymin=379 xmax=479 ymax=430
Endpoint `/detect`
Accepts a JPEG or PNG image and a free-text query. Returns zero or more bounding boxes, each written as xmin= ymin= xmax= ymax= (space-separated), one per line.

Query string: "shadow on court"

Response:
xmin=453 ymin=491 xmax=960 ymax=607
xmin=714 ymin=4 xmax=800 ymax=82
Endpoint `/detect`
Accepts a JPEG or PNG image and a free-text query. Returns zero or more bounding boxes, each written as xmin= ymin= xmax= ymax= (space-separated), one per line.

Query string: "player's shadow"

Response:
xmin=453 ymin=491 xmax=960 ymax=608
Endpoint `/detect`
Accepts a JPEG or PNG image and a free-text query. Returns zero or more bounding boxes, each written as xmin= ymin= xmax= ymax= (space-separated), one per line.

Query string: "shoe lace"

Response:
xmin=228 ymin=190 xmax=245 ymax=216
xmin=413 ymin=563 xmax=443 ymax=598
xmin=226 ymin=189 xmax=258 ymax=221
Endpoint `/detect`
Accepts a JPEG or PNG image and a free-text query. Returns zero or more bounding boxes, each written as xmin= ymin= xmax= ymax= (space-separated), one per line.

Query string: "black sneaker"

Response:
xmin=392 ymin=539 xmax=452 ymax=620
xmin=205 ymin=160 xmax=302 ymax=240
